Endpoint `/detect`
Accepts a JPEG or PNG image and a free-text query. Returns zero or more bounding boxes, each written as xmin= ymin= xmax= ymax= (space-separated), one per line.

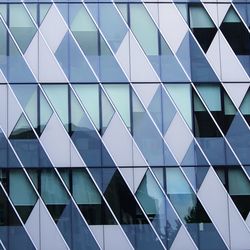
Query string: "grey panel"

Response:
xmin=103 ymin=113 xmax=133 ymax=166
xmin=198 ymin=168 xmax=230 ymax=246
xmin=40 ymin=113 xmax=70 ymax=167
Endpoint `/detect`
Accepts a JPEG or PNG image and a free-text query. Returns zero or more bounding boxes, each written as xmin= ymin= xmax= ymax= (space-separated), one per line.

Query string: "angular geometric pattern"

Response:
xmin=0 ymin=1 xmax=250 ymax=250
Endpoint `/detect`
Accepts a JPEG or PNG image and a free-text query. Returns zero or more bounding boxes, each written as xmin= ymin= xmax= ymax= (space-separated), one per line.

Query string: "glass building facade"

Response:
xmin=0 ymin=1 xmax=250 ymax=250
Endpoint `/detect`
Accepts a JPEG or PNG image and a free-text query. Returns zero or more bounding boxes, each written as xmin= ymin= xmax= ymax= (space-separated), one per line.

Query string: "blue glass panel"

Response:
xmin=197 ymin=137 xmax=239 ymax=165
xmin=136 ymin=170 xmax=181 ymax=249
xmin=10 ymin=139 xmax=52 ymax=167
xmin=86 ymin=3 xmax=128 ymax=53
xmin=166 ymin=168 xmax=227 ymax=250
xmin=182 ymin=166 xmax=209 ymax=191
xmin=226 ymin=112 xmax=250 ymax=165
xmin=55 ymin=32 xmax=97 ymax=82
xmin=132 ymin=90 xmax=177 ymax=166
xmin=89 ymin=167 xmax=116 ymax=193
xmin=8 ymin=29 xmax=36 ymax=83
xmin=0 ymin=130 xmax=21 ymax=167
xmin=177 ymin=32 xmax=218 ymax=82
xmin=149 ymin=85 xmax=177 ymax=134
xmin=57 ymin=200 xmax=100 ymax=250
xmin=70 ymin=91 xmax=114 ymax=167
xmin=182 ymin=140 xmax=209 ymax=166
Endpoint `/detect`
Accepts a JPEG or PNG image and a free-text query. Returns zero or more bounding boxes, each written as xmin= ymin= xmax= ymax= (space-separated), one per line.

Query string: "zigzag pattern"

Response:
xmin=0 ymin=1 xmax=250 ymax=250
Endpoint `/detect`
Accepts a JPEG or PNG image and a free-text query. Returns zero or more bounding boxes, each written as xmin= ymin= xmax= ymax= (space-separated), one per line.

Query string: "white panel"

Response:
xmin=8 ymin=87 xmax=22 ymax=136
xmin=40 ymin=199 xmax=69 ymax=250
xmin=164 ymin=113 xmax=193 ymax=163
xmin=170 ymin=225 xmax=197 ymax=250
xmin=229 ymin=200 xmax=250 ymax=249
xmin=0 ymin=69 xmax=7 ymax=83
xmin=133 ymin=84 xmax=159 ymax=108
xmin=218 ymin=4 xmax=231 ymax=26
xmin=219 ymin=32 xmax=249 ymax=82
xmin=39 ymin=34 xmax=68 ymax=82
xmin=25 ymin=200 xmax=40 ymax=249
xmin=159 ymin=4 xmax=188 ymax=53
xmin=104 ymin=225 xmax=133 ymax=250
xmin=24 ymin=32 xmax=39 ymax=79
xmin=206 ymin=33 xmax=221 ymax=79
xmin=116 ymin=32 xmax=130 ymax=80
xmin=0 ymin=85 xmax=7 ymax=134
xmin=134 ymin=167 xmax=147 ymax=192
xmin=204 ymin=4 xmax=218 ymax=25
xmin=130 ymin=34 xmax=159 ymax=82
xmin=223 ymin=83 xmax=250 ymax=108
xmin=133 ymin=141 xmax=148 ymax=167
xmin=89 ymin=225 xmax=104 ymax=249
xmin=246 ymin=213 xmax=250 ymax=228
xmin=145 ymin=4 xmax=159 ymax=26
xmin=198 ymin=168 xmax=230 ymax=246
xmin=70 ymin=143 xmax=86 ymax=167
xmin=102 ymin=113 xmax=132 ymax=166
xmin=39 ymin=4 xmax=68 ymax=53
xmin=40 ymin=113 xmax=70 ymax=167
xmin=119 ymin=167 xmax=134 ymax=191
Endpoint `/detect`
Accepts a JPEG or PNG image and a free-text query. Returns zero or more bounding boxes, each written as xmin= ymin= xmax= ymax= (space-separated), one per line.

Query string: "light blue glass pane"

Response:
xmin=165 ymin=84 xmax=192 ymax=128
xmin=42 ymin=84 xmax=69 ymax=132
xmin=0 ymin=5 xmax=7 ymax=22
xmin=132 ymin=91 xmax=176 ymax=166
xmin=9 ymin=169 xmax=37 ymax=205
xmin=166 ymin=168 xmax=193 ymax=195
xmin=55 ymin=32 xmax=97 ymax=83
xmin=41 ymin=169 xmax=69 ymax=204
xmin=7 ymin=29 xmax=36 ymax=83
xmin=99 ymin=37 xmax=127 ymax=82
xmin=86 ymin=3 xmax=128 ymax=52
xmin=73 ymin=84 xmax=100 ymax=130
xmin=130 ymin=4 xmax=158 ymax=56
xmin=26 ymin=3 xmax=37 ymax=24
xmin=197 ymin=85 xmax=221 ymax=111
xmin=57 ymin=200 xmax=100 ymax=250
xmin=224 ymin=92 xmax=237 ymax=115
xmin=101 ymin=90 xmax=115 ymax=134
xmin=39 ymin=90 xmax=53 ymax=134
xmin=176 ymin=4 xmax=188 ymax=22
xmin=226 ymin=112 xmax=250 ymax=164
xmin=39 ymin=4 xmax=51 ymax=25
xmin=72 ymin=169 xmax=101 ymax=204
xmin=70 ymin=91 xmax=114 ymax=167
xmin=224 ymin=8 xmax=241 ymax=23
xmin=148 ymin=86 xmax=163 ymax=133
xmin=69 ymin=4 xmax=98 ymax=56
xmin=116 ymin=4 xmax=128 ymax=23
xmin=104 ymin=84 xmax=131 ymax=130
xmin=228 ymin=168 xmax=250 ymax=195
xmin=11 ymin=84 xmax=38 ymax=128
xmin=189 ymin=6 xmax=215 ymax=28
xmin=9 ymin=4 xmax=37 ymax=53
xmin=136 ymin=170 xmax=181 ymax=249
xmin=0 ymin=18 xmax=7 ymax=78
